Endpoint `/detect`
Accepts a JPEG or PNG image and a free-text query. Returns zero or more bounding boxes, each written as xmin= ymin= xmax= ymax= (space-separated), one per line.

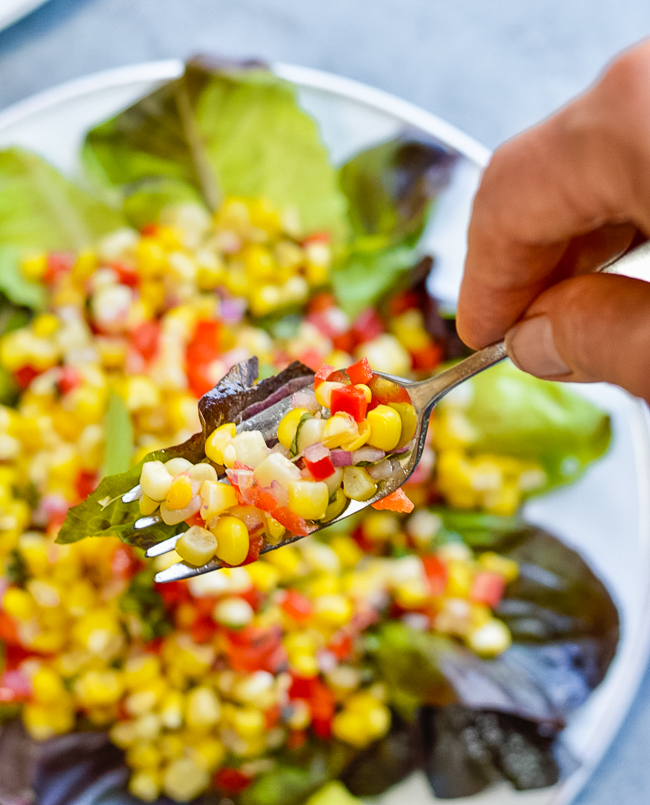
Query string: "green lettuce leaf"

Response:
xmin=0 ymin=147 xmax=124 ymax=309
xmin=333 ymin=135 xmax=456 ymax=317
xmin=371 ymin=519 xmax=619 ymax=729
xmin=101 ymin=392 xmax=134 ymax=477
xmin=437 ymin=359 xmax=612 ymax=491
xmin=56 ymin=358 xmax=313 ymax=549
xmin=82 ymin=59 xmax=348 ymax=240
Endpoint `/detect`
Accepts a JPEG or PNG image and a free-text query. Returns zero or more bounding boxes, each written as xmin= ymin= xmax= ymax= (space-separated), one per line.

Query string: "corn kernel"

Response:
xmin=478 ymin=552 xmax=519 ymax=583
xmin=200 ymin=480 xmax=237 ymax=520
xmin=313 ymin=594 xmax=353 ymax=628
xmin=321 ymin=413 xmax=358 ymax=449
xmin=366 ymin=404 xmax=402 ymax=451
xmin=2 ymin=587 xmax=36 ymax=620
xmin=212 ymin=516 xmax=250 ymax=566
xmin=189 ymin=737 xmax=226 ymax=773
xmin=204 ymin=423 xmax=236 ymax=464
xmin=466 ymin=618 xmax=512 ymax=657
xmin=21 ymin=252 xmax=48 ymax=281
xmin=165 ymin=474 xmax=193 ymax=510
xmin=163 ymin=758 xmax=210 ymax=802
xmin=186 ymin=686 xmax=222 ymax=730
xmin=32 ymin=314 xmax=59 ymax=338
xmin=32 ymin=666 xmax=66 ymax=704
xmin=288 ymin=480 xmax=329 ymax=520
xmin=129 ymin=769 xmax=162 ymax=803
xmin=315 ymin=381 xmax=346 ymax=409
xmin=124 ymin=654 xmax=162 ymax=689
xmin=159 ymin=690 xmax=185 ymax=730
xmin=126 ymin=742 xmax=162 ymax=770
xmin=176 ymin=525 xmax=217 ymax=566
xmin=212 ymin=596 xmax=254 ymax=629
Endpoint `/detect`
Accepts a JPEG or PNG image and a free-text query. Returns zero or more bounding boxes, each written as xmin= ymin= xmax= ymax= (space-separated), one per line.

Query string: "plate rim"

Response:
xmin=0 ymin=58 xmax=648 ymax=805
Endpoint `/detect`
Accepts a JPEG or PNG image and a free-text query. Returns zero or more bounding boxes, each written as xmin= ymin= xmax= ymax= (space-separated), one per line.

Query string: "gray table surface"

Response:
xmin=1 ymin=1 xmax=650 ymax=802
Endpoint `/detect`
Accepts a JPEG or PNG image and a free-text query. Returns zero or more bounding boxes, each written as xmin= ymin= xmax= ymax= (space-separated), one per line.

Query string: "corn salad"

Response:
xmin=0 ymin=199 xmax=538 ymax=802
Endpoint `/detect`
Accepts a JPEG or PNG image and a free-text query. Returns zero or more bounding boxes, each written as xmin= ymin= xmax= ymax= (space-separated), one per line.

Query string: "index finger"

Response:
xmin=457 ymin=39 xmax=650 ymax=349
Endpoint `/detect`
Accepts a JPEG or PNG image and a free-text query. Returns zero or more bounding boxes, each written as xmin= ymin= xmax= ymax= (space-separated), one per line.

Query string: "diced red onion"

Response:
xmin=269 ymin=480 xmax=288 ymax=508
xmin=303 ymin=442 xmax=330 ymax=463
xmin=351 ymin=446 xmax=385 ymax=464
xmin=367 ymin=459 xmax=394 ymax=480
xmin=330 ymin=450 xmax=353 ymax=467
xmin=292 ymin=390 xmax=320 ymax=412
xmin=220 ymin=297 xmax=246 ymax=324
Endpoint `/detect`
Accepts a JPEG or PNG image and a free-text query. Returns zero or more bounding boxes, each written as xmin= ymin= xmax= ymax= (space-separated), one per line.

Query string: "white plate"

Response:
xmin=0 ymin=61 xmax=648 ymax=805
xmin=0 ymin=0 xmax=49 ymax=31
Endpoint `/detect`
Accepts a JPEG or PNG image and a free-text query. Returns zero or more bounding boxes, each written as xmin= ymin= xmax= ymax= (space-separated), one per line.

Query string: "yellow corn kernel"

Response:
xmin=328 ymin=534 xmax=363 ymax=568
xmin=23 ymin=702 xmax=75 ymax=741
xmin=322 ymin=488 xmax=346 ymax=522
xmin=288 ymin=651 xmax=320 ymax=678
xmin=232 ymin=706 xmax=266 ymax=738
xmin=186 ymin=686 xmax=222 ymax=731
xmin=159 ymin=690 xmax=185 ymax=730
xmin=74 ymin=669 xmax=125 ymax=708
xmin=165 ymin=475 xmax=193 ymax=510
xmin=123 ymin=654 xmax=162 ymax=689
xmin=32 ymin=666 xmax=66 ymax=704
xmin=32 ymin=314 xmax=59 ymax=338
xmin=163 ymin=634 xmax=215 ymax=679
xmin=446 ymin=559 xmax=473 ymax=597
xmin=315 ymin=381 xmax=346 ymax=409
xmin=478 ymin=552 xmax=519 ymax=583
xmin=189 ymin=737 xmax=226 ymax=773
xmin=263 ymin=545 xmax=303 ymax=577
xmin=332 ymin=710 xmax=372 ymax=748
xmin=136 ymin=238 xmax=167 ymax=278
xmin=263 ymin=514 xmax=286 ymax=545
xmin=246 ymin=560 xmax=280 ymax=593
xmin=205 ymin=422 xmax=236 ymax=464
xmin=466 ymin=618 xmax=512 ymax=657
xmin=176 ymin=525 xmax=217 ymax=566
xmin=342 ymin=466 xmax=377 ymax=502
xmin=110 ymin=720 xmax=139 ymax=749
xmin=200 ymin=480 xmax=237 ymax=520
xmin=212 ymin=516 xmax=250 ymax=566
xmin=126 ymin=742 xmax=162 ymax=770
xmin=2 ymin=587 xmax=36 ymax=620
xmin=129 ymin=769 xmax=162 ymax=803
xmin=313 ymin=594 xmax=353 ymax=628
xmin=321 ymin=413 xmax=358 ymax=449
xmin=354 ymin=384 xmax=372 ymax=403
xmin=21 ymin=252 xmax=48 ymax=281
xmin=125 ymin=681 xmax=166 ymax=716
xmin=139 ymin=494 xmax=159 ymax=516
xmin=340 ymin=419 xmax=371 ymax=451
xmin=366 ymin=404 xmax=402 ymax=451
xmin=276 ymin=408 xmax=309 ymax=451
xmin=125 ymin=376 xmax=161 ymax=412
xmin=391 ymin=309 xmax=431 ymax=352
xmin=163 ymin=757 xmax=210 ymax=802
xmin=159 ymin=733 xmax=185 ymax=760
xmin=483 ymin=483 xmax=520 ymax=516
xmin=288 ymin=480 xmax=329 ymax=520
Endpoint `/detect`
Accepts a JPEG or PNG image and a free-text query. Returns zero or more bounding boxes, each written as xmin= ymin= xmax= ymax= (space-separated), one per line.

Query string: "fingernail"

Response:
xmin=505 ymin=315 xmax=570 ymax=377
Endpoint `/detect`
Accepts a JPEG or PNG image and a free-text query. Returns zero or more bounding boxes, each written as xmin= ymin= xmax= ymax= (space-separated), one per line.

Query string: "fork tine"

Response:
xmin=145 ymin=534 xmax=181 ymax=558
xmin=122 ymin=484 xmax=142 ymax=504
xmin=154 ymin=556 xmax=224 ymax=583
xmin=134 ymin=514 xmax=162 ymax=530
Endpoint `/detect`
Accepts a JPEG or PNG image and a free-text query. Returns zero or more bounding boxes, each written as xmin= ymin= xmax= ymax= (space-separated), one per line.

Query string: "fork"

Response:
xmin=143 ymin=241 xmax=650 ymax=583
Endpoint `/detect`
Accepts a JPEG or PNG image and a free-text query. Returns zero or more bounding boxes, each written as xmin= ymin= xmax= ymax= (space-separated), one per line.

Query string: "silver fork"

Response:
xmin=144 ymin=241 xmax=650 ymax=583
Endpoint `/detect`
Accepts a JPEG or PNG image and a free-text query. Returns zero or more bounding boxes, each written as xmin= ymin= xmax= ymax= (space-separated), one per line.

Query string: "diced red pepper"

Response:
xmin=272 ymin=506 xmax=315 ymax=536
xmin=346 ymin=357 xmax=373 ymax=386
xmin=223 ymin=626 xmax=287 ymax=673
xmin=131 ymin=320 xmax=161 ymax=362
xmin=0 ymin=612 xmax=19 ymax=645
xmin=389 ymin=290 xmax=419 ymax=317
xmin=191 ymin=614 xmax=217 ymax=644
xmin=302 ymin=231 xmax=331 ymax=246
xmin=111 ymin=545 xmax=143 ymax=581
xmin=186 ymin=319 xmax=222 ymax=397
xmin=282 ymin=590 xmax=314 ymax=622
xmin=214 ymin=768 xmax=253 ymax=795
xmin=286 ymin=729 xmax=308 ymax=750
xmin=75 ymin=470 xmax=97 ymax=502
xmin=330 ymin=385 xmax=368 ymax=422
xmin=57 ymin=366 xmax=81 ymax=395
xmin=13 ymin=365 xmax=40 ymax=390
xmin=351 ymin=308 xmax=385 ymax=344
xmin=331 ymin=331 xmax=355 ymax=353
xmin=470 ymin=572 xmax=506 ymax=608
xmin=140 ymin=223 xmax=159 ymax=237
xmin=314 ymin=363 xmax=337 ymax=389
xmin=110 ymin=261 xmax=139 ymax=287
xmin=422 ymin=555 xmax=448 ymax=596
xmin=44 ymin=252 xmax=75 ymax=284
xmin=371 ymin=488 xmax=414 ymax=513
xmin=411 ymin=342 xmax=444 ymax=372
xmin=307 ymin=292 xmax=336 ymax=314
xmin=303 ymin=443 xmax=335 ymax=481
xmin=241 ymin=531 xmax=265 ymax=566
xmin=328 ymin=631 xmax=353 ymax=660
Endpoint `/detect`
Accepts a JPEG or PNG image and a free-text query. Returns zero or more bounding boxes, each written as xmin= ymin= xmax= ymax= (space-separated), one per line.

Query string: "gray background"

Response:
xmin=1 ymin=1 xmax=650 ymax=802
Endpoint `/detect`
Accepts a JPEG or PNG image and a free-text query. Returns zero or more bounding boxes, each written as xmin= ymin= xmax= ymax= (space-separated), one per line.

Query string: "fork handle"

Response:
xmin=407 ymin=239 xmax=650 ymax=413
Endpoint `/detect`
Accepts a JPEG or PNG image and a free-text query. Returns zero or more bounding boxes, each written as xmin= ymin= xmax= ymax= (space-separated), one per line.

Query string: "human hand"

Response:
xmin=457 ymin=39 xmax=650 ymax=402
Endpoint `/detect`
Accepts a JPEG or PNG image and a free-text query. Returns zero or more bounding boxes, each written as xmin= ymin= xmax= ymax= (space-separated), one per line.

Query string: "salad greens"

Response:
xmin=437 ymin=359 xmax=611 ymax=492
xmin=82 ymin=59 xmax=349 ymax=241
xmin=0 ymin=147 xmax=124 ymax=310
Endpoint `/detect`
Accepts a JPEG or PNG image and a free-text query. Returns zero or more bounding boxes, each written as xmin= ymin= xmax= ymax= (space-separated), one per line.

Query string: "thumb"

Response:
xmin=504 ymin=273 xmax=650 ymax=402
